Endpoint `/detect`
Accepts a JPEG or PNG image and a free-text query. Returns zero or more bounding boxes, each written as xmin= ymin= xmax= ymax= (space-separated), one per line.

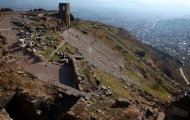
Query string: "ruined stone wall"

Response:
xmin=70 ymin=56 xmax=82 ymax=89
xmin=59 ymin=3 xmax=70 ymax=28
xmin=17 ymin=92 xmax=43 ymax=120
xmin=61 ymin=29 xmax=135 ymax=84
xmin=0 ymin=92 xmax=16 ymax=109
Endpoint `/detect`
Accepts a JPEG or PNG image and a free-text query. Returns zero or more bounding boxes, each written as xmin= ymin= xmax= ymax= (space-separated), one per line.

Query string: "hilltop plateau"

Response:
xmin=0 ymin=9 xmax=189 ymax=120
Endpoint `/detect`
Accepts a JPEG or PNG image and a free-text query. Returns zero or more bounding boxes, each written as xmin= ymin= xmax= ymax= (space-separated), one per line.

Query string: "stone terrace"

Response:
xmin=60 ymin=28 xmax=134 ymax=84
xmin=68 ymin=28 xmax=125 ymax=68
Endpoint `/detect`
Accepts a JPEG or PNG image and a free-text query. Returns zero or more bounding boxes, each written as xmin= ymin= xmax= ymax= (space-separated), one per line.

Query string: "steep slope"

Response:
xmin=0 ymin=11 xmax=189 ymax=119
xmin=72 ymin=20 xmax=187 ymax=100
xmin=117 ymin=28 xmax=187 ymax=85
xmin=74 ymin=20 xmax=189 ymax=84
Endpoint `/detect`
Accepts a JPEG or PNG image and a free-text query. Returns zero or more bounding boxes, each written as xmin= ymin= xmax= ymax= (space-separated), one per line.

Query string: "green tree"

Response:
xmin=70 ymin=13 xmax=75 ymax=22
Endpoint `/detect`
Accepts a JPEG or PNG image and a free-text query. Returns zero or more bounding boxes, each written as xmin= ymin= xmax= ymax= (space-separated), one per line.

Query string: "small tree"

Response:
xmin=70 ymin=13 xmax=75 ymax=22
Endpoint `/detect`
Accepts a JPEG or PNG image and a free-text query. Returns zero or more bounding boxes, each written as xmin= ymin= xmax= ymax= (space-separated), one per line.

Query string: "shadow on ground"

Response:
xmin=59 ymin=64 xmax=77 ymax=88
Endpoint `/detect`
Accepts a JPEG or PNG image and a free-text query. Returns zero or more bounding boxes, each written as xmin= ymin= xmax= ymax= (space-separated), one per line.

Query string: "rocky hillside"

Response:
xmin=0 ymin=11 xmax=189 ymax=120
xmin=74 ymin=20 xmax=189 ymax=93
xmin=74 ymin=20 xmax=189 ymax=86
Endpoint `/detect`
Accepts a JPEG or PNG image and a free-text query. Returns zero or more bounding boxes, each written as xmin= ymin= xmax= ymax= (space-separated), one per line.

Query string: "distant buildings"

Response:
xmin=0 ymin=8 xmax=13 ymax=12
xmin=33 ymin=8 xmax=46 ymax=12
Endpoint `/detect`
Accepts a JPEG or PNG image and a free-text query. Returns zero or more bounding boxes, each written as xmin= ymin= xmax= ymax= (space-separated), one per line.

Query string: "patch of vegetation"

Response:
xmin=148 ymin=45 xmax=174 ymax=60
xmin=138 ymin=80 xmax=172 ymax=101
xmin=49 ymin=43 xmax=77 ymax=62
xmin=81 ymin=61 xmax=85 ymax=67
xmin=0 ymin=69 xmax=57 ymax=100
xmin=75 ymin=21 xmax=99 ymax=34
xmin=83 ymin=69 xmax=91 ymax=83
xmin=93 ymin=68 xmax=137 ymax=99
xmin=141 ymin=55 xmax=149 ymax=62
xmin=74 ymin=20 xmax=184 ymax=102
xmin=49 ymin=53 xmax=59 ymax=62
xmin=42 ymin=47 xmax=51 ymax=58
xmin=107 ymin=26 xmax=119 ymax=34
xmin=70 ymin=13 xmax=75 ymax=22
xmin=49 ymin=45 xmax=65 ymax=62
xmin=175 ymin=59 xmax=183 ymax=65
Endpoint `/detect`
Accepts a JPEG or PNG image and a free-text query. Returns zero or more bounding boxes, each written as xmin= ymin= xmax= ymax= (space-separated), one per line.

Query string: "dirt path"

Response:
xmin=0 ymin=14 xmax=76 ymax=88
xmin=179 ymin=68 xmax=189 ymax=85
xmin=0 ymin=15 xmax=18 ymax=45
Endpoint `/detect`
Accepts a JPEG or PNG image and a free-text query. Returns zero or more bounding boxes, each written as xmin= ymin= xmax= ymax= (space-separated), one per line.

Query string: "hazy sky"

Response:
xmin=1 ymin=0 xmax=190 ymax=7
xmin=1 ymin=0 xmax=190 ymax=17
xmin=135 ymin=0 xmax=190 ymax=6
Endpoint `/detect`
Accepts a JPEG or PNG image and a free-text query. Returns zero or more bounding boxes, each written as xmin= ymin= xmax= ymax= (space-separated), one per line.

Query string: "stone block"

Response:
xmin=50 ymin=82 xmax=59 ymax=87
xmin=42 ymin=97 xmax=49 ymax=104
xmin=85 ymin=93 xmax=92 ymax=100
xmin=31 ymin=100 xmax=40 ymax=109
xmin=157 ymin=112 xmax=165 ymax=120
xmin=78 ymin=91 xmax=88 ymax=98
xmin=72 ymin=90 xmax=80 ymax=97
xmin=58 ymin=88 xmax=66 ymax=93
xmin=65 ymin=89 xmax=76 ymax=96
xmin=59 ymin=84 xmax=70 ymax=90
xmin=38 ymin=96 xmax=46 ymax=103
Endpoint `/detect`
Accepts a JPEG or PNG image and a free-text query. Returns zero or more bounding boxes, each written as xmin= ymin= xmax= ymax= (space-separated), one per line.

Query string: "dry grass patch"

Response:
xmin=0 ymin=68 xmax=57 ymax=100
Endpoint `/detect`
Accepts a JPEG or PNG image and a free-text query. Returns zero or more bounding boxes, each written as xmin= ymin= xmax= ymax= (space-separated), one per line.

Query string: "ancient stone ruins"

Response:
xmin=59 ymin=3 xmax=70 ymax=28
xmin=0 ymin=2 xmax=190 ymax=120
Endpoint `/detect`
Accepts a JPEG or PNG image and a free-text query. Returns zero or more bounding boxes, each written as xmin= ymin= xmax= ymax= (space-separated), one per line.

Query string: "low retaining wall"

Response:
xmin=70 ymin=56 xmax=85 ymax=90
xmin=0 ymin=92 xmax=16 ymax=109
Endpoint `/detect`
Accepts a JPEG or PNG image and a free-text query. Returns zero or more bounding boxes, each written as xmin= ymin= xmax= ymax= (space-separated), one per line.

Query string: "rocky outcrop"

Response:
xmin=166 ymin=91 xmax=190 ymax=120
xmin=71 ymin=56 xmax=83 ymax=89
xmin=115 ymin=98 xmax=132 ymax=107
xmin=99 ymin=85 xmax=112 ymax=96
xmin=17 ymin=91 xmax=49 ymax=120
xmin=13 ymin=81 xmax=92 ymax=120
xmin=0 ymin=108 xmax=13 ymax=120
xmin=0 ymin=92 xmax=16 ymax=109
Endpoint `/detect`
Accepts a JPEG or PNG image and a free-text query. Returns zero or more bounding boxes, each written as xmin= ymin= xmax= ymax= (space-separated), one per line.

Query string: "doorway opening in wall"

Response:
xmin=63 ymin=6 xmax=65 ymax=11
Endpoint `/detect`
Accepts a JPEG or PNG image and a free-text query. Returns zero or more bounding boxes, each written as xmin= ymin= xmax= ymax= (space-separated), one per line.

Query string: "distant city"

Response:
xmin=71 ymin=7 xmax=190 ymax=65
xmin=1 ymin=5 xmax=190 ymax=65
